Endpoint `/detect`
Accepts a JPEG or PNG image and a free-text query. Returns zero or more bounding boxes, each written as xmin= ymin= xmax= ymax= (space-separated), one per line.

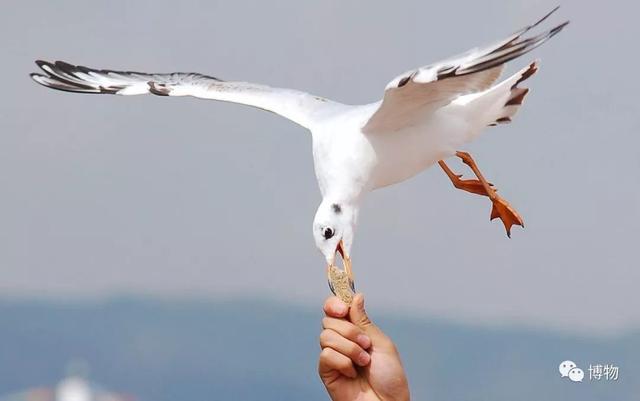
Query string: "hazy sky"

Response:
xmin=1 ymin=0 xmax=638 ymax=336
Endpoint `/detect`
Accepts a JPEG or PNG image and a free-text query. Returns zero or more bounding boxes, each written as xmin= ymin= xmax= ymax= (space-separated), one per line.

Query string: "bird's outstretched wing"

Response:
xmin=30 ymin=60 xmax=334 ymax=129
xmin=363 ymin=7 xmax=568 ymax=133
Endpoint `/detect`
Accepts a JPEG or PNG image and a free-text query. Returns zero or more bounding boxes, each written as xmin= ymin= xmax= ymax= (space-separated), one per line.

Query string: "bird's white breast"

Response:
xmin=311 ymin=106 xmax=379 ymax=201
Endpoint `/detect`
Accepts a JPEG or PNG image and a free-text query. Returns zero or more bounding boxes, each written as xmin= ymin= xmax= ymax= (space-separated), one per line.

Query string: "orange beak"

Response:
xmin=335 ymin=240 xmax=353 ymax=281
xmin=327 ymin=239 xmax=355 ymax=299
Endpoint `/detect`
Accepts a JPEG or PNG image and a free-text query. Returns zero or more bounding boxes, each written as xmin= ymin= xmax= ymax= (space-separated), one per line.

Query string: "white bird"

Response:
xmin=31 ymin=8 xmax=568 ymax=292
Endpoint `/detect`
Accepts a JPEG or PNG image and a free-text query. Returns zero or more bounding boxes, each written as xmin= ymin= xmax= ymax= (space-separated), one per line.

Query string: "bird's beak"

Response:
xmin=335 ymin=240 xmax=352 ymax=278
xmin=327 ymin=240 xmax=355 ymax=301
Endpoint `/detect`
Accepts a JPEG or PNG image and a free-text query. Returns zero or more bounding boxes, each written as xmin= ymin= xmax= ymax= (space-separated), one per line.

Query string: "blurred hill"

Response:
xmin=0 ymin=298 xmax=637 ymax=401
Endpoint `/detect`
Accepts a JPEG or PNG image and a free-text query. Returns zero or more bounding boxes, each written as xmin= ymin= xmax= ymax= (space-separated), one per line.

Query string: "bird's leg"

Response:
xmin=438 ymin=152 xmax=524 ymax=237
xmin=437 ymin=160 xmax=494 ymax=196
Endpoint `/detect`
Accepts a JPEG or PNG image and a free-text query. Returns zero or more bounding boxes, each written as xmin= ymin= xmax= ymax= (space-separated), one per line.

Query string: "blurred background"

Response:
xmin=1 ymin=1 xmax=638 ymax=400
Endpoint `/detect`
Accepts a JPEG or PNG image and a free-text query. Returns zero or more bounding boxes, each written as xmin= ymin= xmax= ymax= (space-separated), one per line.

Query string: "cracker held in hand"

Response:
xmin=328 ymin=264 xmax=355 ymax=305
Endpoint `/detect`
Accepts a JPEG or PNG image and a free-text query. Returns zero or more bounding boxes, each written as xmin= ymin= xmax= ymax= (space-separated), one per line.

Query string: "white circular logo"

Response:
xmin=568 ymin=367 xmax=585 ymax=382
xmin=559 ymin=360 xmax=576 ymax=377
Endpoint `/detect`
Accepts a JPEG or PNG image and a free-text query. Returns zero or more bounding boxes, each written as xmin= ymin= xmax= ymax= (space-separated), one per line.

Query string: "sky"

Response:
xmin=0 ymin=0 xmax=638 ymax=336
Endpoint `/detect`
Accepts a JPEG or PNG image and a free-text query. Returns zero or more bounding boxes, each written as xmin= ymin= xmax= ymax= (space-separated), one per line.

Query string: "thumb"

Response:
xmin=348 ymin=293 xmax=379 ymax=335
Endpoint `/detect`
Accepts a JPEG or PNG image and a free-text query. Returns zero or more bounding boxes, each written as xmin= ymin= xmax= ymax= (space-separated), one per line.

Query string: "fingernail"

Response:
xmin=356 ymin=334 xmax=371 ymax=349
xmin=358 ymin=351 xmax=370 ymax=366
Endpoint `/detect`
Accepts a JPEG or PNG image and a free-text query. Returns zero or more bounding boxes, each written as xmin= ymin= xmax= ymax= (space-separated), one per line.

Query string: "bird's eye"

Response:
xmin=323 ymin=227 xmax=335 ymax=240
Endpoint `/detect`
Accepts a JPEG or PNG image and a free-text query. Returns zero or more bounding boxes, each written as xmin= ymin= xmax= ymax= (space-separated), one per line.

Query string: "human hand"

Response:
xmin=318 ymin=293 xmax=410 ymax=401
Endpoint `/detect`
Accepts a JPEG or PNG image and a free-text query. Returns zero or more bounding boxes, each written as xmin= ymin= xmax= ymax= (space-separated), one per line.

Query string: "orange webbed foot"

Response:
xmin=490 ymin=197 xmax=524 ymax=238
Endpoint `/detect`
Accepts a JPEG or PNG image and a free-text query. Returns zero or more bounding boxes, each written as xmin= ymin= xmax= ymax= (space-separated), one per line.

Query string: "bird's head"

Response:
xmin=313 ymin=201 xmax=358 ymax=266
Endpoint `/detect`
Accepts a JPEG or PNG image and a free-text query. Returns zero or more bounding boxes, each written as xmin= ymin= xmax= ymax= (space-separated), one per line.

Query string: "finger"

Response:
xmin=323 ymin=296 xmax=348 ymax=318
xmin=322 ymin=317 xmax=371 ymax=349
xmin=319 ymin=329 xmax=371 ymax=367
xmin=318 ymin=347 xmax=357 ymax=379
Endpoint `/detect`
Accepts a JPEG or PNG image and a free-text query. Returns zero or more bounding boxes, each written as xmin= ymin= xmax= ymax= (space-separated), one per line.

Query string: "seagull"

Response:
xmin=31 ymin=8 xmax=568 ymax=292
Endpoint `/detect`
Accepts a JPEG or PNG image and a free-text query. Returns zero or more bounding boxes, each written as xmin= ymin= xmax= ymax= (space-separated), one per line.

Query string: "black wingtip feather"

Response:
xmin=509 ymin=6 xmax=561 ymax=38
xmin=457 ymin=19 xmax=567 ymax=78
xmin=512 ymin=62 xmax=538 ymax=89
xmin=535 ymin=6 xmax=561 ymax=27
xmin=31 ymin=60 xmax=103 ymax=94
xmin=549 ymin=20 xmax=570 ymax=36
xmin=54 ymin=60 xmax=78 ymax=73
xmin=505 ymin=87 xmax=530 ymax=106
xmin=35 ymin=59 xmax=55 ymax=74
